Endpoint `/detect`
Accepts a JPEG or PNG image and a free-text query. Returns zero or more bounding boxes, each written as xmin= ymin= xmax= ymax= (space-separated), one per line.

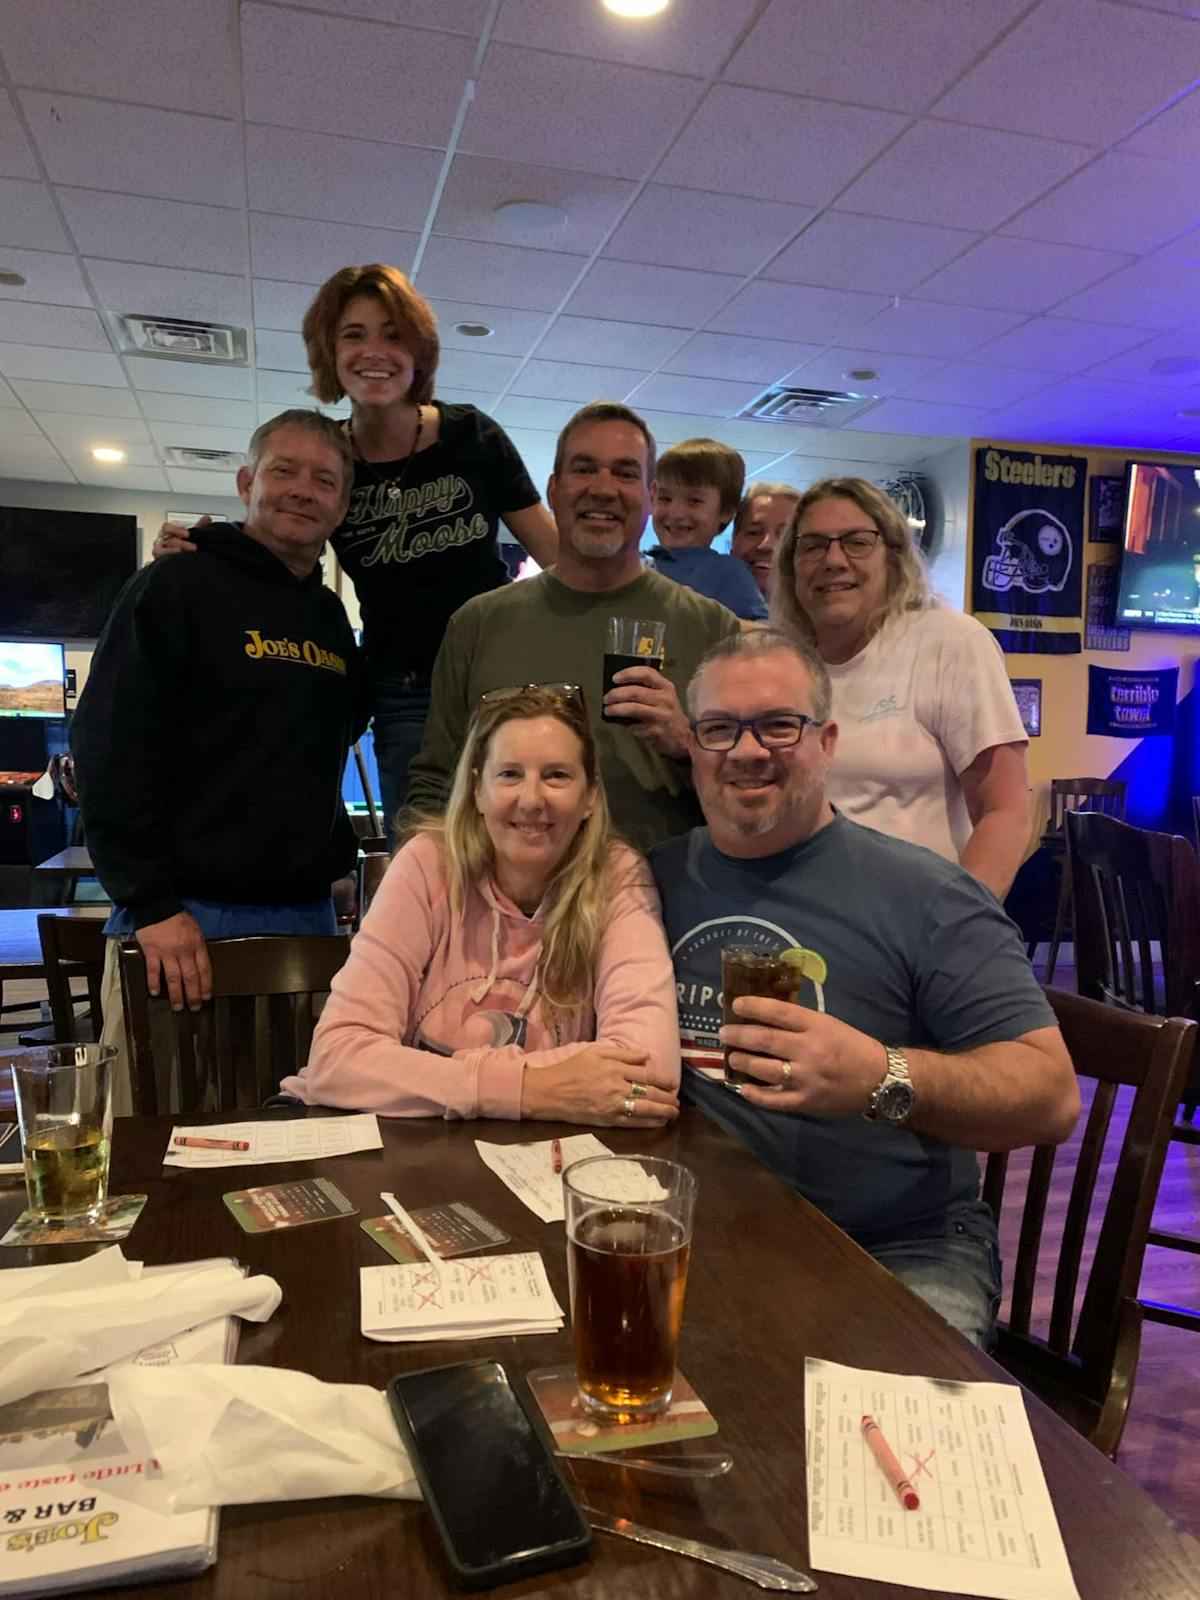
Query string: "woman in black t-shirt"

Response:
xmin=156 ymin=263 xmax=558 ymax=837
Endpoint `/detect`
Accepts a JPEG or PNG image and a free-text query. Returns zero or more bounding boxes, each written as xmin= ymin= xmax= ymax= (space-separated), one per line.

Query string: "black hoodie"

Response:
xmin=72 ymin=523 xmax=369 ymax=928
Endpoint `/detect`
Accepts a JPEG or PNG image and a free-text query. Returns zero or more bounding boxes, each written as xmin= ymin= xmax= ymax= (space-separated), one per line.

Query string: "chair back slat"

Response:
xmin=1048 ymin=1081 xmax=1116 ymax=1353
xmin=1007 ymin=1146 xmax=1056 ymax=1337
xmin=1048 ymin=778 xmax=1126 ymax=835
xmin=36 ymin=914 xmax=107 ymax=1042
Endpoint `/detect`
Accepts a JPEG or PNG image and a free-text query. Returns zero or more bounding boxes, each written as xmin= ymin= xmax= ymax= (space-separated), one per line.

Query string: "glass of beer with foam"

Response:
xmin=564 ymin=1155 xmax=697 ymax=1422
xmin=12 ymin=1044 xmax=116 ymax=1225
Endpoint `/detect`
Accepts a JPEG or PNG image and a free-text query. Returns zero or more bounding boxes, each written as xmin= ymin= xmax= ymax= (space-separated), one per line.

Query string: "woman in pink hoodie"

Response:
xmin=283 ymin=686 xmax=680 ymax=1123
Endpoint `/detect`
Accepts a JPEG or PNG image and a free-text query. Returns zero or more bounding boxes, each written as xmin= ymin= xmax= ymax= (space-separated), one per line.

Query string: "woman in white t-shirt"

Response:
xmin=771 ymin=477 xmax=1029 ymax=900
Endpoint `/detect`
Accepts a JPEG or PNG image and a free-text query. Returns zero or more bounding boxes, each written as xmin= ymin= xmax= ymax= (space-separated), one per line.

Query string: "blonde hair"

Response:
xmin=770 ymin=477 xmax=934 ymax=646
xmin=302 ymin=264 xmax=439 ymax=406
xmin=409 ymin=688 xmax=618 ymax=1014
xmin=733 ymin=480 xmax=801 ymax=534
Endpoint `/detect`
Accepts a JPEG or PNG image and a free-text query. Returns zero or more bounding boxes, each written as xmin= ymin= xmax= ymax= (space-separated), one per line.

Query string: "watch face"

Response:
xmin=877 ymin=1081 xmax=915 ymax=1124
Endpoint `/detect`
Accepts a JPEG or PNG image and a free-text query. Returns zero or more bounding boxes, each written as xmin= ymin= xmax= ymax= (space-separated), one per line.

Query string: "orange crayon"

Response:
xmin=861 ymin=1414 xmax=919 ymax=1510
xmin=173 ymin=1135 xmax=250 ymax=1151
xmin=551 ymin=1138 xmax=564 ymax=1175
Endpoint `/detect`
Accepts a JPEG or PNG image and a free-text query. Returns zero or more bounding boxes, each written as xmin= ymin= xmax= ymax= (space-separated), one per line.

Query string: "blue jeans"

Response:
xmin=371 ymin=670 xmax=432 ymax=845
xmin=868 ymin=1200 xmax=1002 ymax=1349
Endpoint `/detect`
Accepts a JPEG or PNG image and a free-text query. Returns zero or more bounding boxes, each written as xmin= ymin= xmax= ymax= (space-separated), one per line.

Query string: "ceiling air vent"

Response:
xmin=114 ymin=314 xmax=248 ymax=364
xmin=737 ymin=385 xmax=880 ymax=428
xmin=163 ymin=446 xmax=247 ymax=469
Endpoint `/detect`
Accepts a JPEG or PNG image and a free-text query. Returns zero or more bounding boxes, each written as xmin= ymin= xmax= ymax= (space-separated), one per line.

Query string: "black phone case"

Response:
xmin=387 ymin=1359 xmax=593 ymax=1591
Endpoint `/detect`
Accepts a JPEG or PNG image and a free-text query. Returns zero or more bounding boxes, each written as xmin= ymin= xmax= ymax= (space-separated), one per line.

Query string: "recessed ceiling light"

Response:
xmin=1152 ymin=356 xmax=1200 ymax=377
xmin=603 ymin=0 xmax=669 ymax=15
xmin=453 ymin=321 xmax=494 ymax=339
xmin=1177 ymin=407 xmax=1200 ymax=419
xmin=91 ymin=446 xmax=126 ymax=463
xmin=846 ymin=368 xmax=879 ymax=383
xmin=494 ymin=199 xmax=569 ymax=233
xmin=0 ymin=268 xmax=27 ymax=287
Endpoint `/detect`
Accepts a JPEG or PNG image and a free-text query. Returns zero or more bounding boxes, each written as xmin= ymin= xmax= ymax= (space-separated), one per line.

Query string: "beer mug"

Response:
xmin=564 ymin=1155 xmax=697 ymax=1421
xmin=11 ymin=1043 xmax=116 ymax=1224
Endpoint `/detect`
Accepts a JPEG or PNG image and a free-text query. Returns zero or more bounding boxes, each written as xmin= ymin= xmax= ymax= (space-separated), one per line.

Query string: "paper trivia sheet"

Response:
xmin=359 ymin=1251 xmax=563 ymax=1342
xmin=805 ymin=1359 xmax=1080 ymax=1600
xmin=474 ymin=1133 xmax=612 ymax=1221
xmin=163 ymin=1113 xmax=382 ymax=1167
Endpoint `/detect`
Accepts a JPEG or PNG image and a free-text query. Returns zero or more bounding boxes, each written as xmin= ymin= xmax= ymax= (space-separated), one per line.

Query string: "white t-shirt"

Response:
xmin=824 ymin=607 xmax=1027 ymax=863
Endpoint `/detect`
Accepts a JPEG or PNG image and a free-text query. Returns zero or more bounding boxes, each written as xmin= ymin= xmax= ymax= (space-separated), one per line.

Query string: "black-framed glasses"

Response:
xmin=479 ymin=682 xmax=584 ymax=709
xmin=795 ymin=529 xmax=881 ymax=560
xmin=689 ymin=712 xmax=824 ymax=752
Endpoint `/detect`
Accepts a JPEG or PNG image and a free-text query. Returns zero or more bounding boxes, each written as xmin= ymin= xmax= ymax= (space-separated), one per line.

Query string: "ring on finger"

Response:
xmin=628 ymin=1081 xmax=648 ymax=1101
xmin=622 ymin=1094 xmax=637 ymax=1118
xmin=779 ymin=1060 xmax=793 ymax=1091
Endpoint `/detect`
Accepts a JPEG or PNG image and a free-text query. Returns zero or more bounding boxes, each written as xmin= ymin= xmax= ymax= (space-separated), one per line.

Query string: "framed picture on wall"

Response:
xmin=1010 ymin=678 xmax=1042 ymax=738
xmin=1088 ymin=476 xmax=1125 ymax=543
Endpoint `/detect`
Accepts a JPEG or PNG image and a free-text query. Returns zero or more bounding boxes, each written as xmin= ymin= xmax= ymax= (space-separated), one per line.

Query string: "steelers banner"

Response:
xmin=970 ymin=447 xmax=1086 ymax=655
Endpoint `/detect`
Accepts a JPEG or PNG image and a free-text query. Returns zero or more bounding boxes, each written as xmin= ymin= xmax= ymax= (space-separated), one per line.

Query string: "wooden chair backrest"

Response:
xmin=118 ymin=934 xmax=351 ymax=1114
xmin=360 ymin=853 xmax=390 ymax=916
xmin=36 ymin=913 xmax=107 ymax=1042
xmin=1047 ymin=777 xmax=1126 ymax=835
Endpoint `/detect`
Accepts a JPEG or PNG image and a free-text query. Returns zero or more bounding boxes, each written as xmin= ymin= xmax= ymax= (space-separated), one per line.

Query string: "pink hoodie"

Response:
xmin=281 ymin=833 xmax=680 ymax=1119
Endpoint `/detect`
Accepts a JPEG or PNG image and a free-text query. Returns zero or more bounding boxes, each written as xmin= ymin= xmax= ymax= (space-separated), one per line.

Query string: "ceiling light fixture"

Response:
xmin=494 ymin=199 xmax=568 ymax=232
xmin=0 ymin=268 xmax=27 ymax=286
xmin=846 ymin=368 xmax=880 ymax=383
xmin=1178 ymin=407 xmax=1200 ymax=418
xmin=1152 ymin=356 xmax=1200 ymax=377
xmin=91 ymin=447 xmax=126 ymax=463
xmin=453 ymin=322 xmax=494 ymax=339
xmin=603 ymin=0 xmax=669 ymax=15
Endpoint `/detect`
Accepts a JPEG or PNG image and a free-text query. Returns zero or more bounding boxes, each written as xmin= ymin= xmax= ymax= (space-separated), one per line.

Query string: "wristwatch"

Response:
xmin=865 ymin=1046 xmax=915 ymax=1126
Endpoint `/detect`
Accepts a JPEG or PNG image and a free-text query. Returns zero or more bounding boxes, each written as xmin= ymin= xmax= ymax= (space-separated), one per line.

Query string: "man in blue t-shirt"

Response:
xmin=649 ymin=629 xmax=1079 ymax=1345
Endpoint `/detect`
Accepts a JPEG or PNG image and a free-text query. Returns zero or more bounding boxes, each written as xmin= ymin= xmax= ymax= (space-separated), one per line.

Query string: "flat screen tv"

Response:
xmin=0 ymin=505 xmax=137 ymax=638
xmin=0 ymin=641 xmax=65 ymax=719
xmin=1115 ymin=462 xmax=1200 ymax=631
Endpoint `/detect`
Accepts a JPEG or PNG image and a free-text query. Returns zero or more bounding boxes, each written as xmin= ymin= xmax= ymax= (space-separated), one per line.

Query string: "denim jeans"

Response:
xmin=868 ymin=1200 xmax=1002 ymax=1349
xmin=371 ymin=669 xmax=433 ymax=844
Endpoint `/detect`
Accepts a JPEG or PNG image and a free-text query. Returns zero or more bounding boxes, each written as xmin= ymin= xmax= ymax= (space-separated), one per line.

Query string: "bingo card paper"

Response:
xmin=805 ymin=1359 xmax=1080 ymax=1599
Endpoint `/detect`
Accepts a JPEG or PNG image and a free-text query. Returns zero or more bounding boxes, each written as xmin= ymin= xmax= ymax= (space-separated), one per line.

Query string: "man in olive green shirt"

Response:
xmin=406 ymin=402 xmax=739 ymax=850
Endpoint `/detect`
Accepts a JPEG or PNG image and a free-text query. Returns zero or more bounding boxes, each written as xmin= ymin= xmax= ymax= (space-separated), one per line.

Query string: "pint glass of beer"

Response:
xmin=564 ymin=1155 xmax=697 ymax=1421
xmin=602 ymin=618 xmax=666 ymax=724
xmin=12 ymin=1043 xmax=116 ymax=1224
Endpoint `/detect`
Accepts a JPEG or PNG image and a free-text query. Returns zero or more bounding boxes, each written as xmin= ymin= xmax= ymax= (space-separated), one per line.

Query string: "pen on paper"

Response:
xmin=381 ymin=1191 xmax=440 ymax=1265
xmin=172 ymin=1135 xmax=250 ymax=1151
xmin=551 ymin=1138 xmax=563 ymax=1175
xmin=861 ymin=1414 xmax=919 ymax=1510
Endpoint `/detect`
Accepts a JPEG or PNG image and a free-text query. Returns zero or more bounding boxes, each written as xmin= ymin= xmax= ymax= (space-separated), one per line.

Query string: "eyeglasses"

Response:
xmin=690 ymin=712 xmax=824 ymax=752
xmin=479 ymin=682 xmax=584 ymax=708
xmin=795 ymin=529 xmax=882 ymax=561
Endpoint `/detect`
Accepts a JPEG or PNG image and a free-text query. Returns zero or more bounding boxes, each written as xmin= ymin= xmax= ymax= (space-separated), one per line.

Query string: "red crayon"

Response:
xmin=173 ymin=1135 xmax=251 ymax=1151
xmin=550 ymin=1138 xmax=563 ymax=1175
xmin=861 ymin=1414 xmax=919 ymax=1510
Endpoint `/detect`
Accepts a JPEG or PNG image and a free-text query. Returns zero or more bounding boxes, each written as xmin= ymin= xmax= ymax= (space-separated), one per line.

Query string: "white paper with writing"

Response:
xmin=163 ymin=1113 xmax=382 ymax=1168
xmin=473 ymin=1134 xmax=612 ymax=1222
xmin=360 ymin=1251 xmax=563 ymax=1343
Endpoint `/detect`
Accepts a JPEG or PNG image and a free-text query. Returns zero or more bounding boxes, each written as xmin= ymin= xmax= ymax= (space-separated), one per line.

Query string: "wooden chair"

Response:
xmin=983 ymin=987 xmax=1195 ymax=1458
xmin=118 ymin=935 xmax=351 ymax=1115
xmin=36 ymin=913 xmax=107 ymax=1041
xmin=360 ymin=851 xmax=390 ymax=917
xmin=1037 ymin=778 xmax=1126 ymax=983
xmin=1067 ymin=808 xmax=1200 ymax=1332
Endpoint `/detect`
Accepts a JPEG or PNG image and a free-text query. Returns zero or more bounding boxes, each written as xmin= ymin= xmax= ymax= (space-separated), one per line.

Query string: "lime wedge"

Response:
xmin=779 ymin=946 xmax=828 ymax=986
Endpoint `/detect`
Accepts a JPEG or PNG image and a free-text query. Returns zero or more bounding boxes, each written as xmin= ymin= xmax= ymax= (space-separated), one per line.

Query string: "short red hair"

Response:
xmin=301 ymin=264 xmax=440 ymax=406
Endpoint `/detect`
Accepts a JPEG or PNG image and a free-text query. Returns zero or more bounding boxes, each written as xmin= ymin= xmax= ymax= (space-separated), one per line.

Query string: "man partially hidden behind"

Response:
xmin=73 ymin=410 xmax=367 ymax=1106
xmin=650 ymin=628 xmax=1080 ymax=1346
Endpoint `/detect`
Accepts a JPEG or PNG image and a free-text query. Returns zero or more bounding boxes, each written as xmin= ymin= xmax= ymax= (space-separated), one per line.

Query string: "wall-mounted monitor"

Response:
xmin=0 ymin=505 xmax=137 ymax=638
xmin=0 ymin=641 xmax=65 ymax=719
xmin=1114 ymin=462 xmax=1200 ymax=632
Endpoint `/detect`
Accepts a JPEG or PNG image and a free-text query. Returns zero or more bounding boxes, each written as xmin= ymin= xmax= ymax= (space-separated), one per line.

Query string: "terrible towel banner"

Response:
xmin=971 ymin=447 xmax=1085 ymax=654
xmin=1086 ymin=665 xmax=1178 ymax=738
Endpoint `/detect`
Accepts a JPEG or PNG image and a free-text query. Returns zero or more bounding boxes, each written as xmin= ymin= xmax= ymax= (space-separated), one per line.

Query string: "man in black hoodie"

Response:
xmin=73 ymin=409 xmax=367 ymax=1029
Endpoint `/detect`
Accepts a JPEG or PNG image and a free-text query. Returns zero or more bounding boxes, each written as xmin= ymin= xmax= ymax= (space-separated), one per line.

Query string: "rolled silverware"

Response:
xmin=584 ymin=1506 xmax=817 ymax=1592
xmin=556 ymin=1448 xmax=733 ymax=1479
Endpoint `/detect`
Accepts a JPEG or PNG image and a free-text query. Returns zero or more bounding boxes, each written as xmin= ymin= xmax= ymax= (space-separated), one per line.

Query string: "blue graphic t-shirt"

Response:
xmin=649 ymin=816 xmax=1054 ymax=1248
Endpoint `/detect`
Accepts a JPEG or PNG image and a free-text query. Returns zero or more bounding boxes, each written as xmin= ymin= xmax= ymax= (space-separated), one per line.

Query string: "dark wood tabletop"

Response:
xmin=2 ymin=1109 xmax=1197 ymax=1600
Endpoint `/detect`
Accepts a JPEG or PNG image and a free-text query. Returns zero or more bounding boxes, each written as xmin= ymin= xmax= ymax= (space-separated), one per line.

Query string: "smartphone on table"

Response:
xmin=387 ymin=1359 xmax=592 ymax=1591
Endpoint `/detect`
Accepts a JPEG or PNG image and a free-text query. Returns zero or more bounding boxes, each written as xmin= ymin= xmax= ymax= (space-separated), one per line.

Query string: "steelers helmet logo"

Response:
xmin=1037 ymin=523 xmax=1064 ymax=558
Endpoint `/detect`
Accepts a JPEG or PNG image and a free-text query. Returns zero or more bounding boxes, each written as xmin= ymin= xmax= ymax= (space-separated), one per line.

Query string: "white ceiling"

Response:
xmin=2 ymin=0 xmax=1200 ymax=500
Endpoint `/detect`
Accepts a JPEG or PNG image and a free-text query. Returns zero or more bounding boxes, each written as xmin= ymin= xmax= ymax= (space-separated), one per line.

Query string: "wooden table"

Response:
xmin=32 ymin=845 xmax=101 ymax=905
xmin=2 ymin=1110 xmax=1197 ymax=1599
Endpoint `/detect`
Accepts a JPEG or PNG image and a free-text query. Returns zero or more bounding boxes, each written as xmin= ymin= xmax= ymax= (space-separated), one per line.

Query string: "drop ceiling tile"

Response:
xmin=0 ymin=344 xmax=126 ymax=385
xmin=566 ymin=260 xmax=739 ymax=326
xmin=510 ymin=360 xmax=647 ymax=404
xmin=292 ymin=0 xmax=490 ymax=30
xmin=840 ymin=301 xmax=1029 ymax=359
xmin=839 ymin=121 xmax=1092 ymax=231
xmin=1083 ymin=328 xmax=1200 ymax=384
xmin=137 ymin=392 xmax=260 ymax=429
xmin=491 ymin=396 xmax=585 ymax=435
xmin=416 ymin=235 xmax=585 ymax=313
xmin=253 ymin=330 xmax=309 ymax=372
xmin=0 ymin=248 xmax=90 ymax=307
xmin=86 ymin=261 xmax=251 ymax=328
xmin=426 ymin=301 xmax=550 ymax=359
xmin=167 ymin=466 xmax=244 ymax=496
xmin=533 ymin=315 xmax=689 ymax=369
xmin=494 ymin=0 xmax=760 ymax=76
xmin=843 ymin=398 xmax=998 ymax=436
xmin=57 ymin=190 xmax=247 ymax=273
xmin=436 ymin=349 xmax=522 ymax=389
xmin=1121 ymin=84 xmax=1200 ymax=162
xmin=2 ymin=410 xmax=49 ymax=436
xmin=911 ymin=236 xmax=1134 ymax=314
xmin=245 ymin=125 xmax=441 ymax=228
xmin=983 ymin=375 xmax=1166 ymax=430
xmin=36 ymin=412 xmax=152 ymax=447
xmin=0 ymin=92 xmax=39 ymax=180
xmin=56 ymin=442 xmax=162 ymax=469
xmin=0 ymin=377 xmax=19 ymax=406
xmin=256 ymin=370 xmax=321 ymax=406
xmin=725 ymin=0 xmax=1025 ymax=111
xmin=656 ymin=85 xmax=906 ymax=206
xmin=787 ymin=348 xmax=949 ymax=395
xmin=709 ymin=281 xmax=887 ymax=344
xmin=626 ymin=372 xmax=763 ymax=417
xmin=0 ymin=0 xmax=238 ymax=115
xmin=125 ymin=355 xmax=255 ymax=399
xmin=765 ymin=212 xmax=978 ymax=295
xmin=971 ymin=316 xmax=1158 ymax=373
xmin=464 ymin=44 xmax=703 ymax=180
xmin=249 ymin=214 xmax=418 ymax=283
xmin=67 ymin=462 xmax=171 ymax=491
xmin=433 ymin=156 xmax=636 ymax=256
xmin=10 ymin=379 xmax=140 ymax=416
xmin=0 ymin=303 xmax=110 ymax=350
xmin=1154 ymin=222 xmax=1200 ymax=265
xmin=149 ymin=419 xmax=253 ymax=454
xmin=1051 ymin=258 xmax=1200 ymax=331
xmin=242 ymin=4 xmax=473 ymax=143
xmin=898 ymin=363 xmax=1055 ymax=408
xmin=0 ymin=179 xmax=71 ymax=252
xmin=665 ymin=332 xmax=825 ymax=384
xmin=605 ymin=185 xmax=812 ymax=276
xmin=935 ymin=0 xmax=1200 ymax=146
xmin=252 ymin=279 xmax=316 ymax=331
xmin=1002 ymin=151 xmax=1200 ymax=252
xmin=0 ymin=435 xmax=73 ymax=470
